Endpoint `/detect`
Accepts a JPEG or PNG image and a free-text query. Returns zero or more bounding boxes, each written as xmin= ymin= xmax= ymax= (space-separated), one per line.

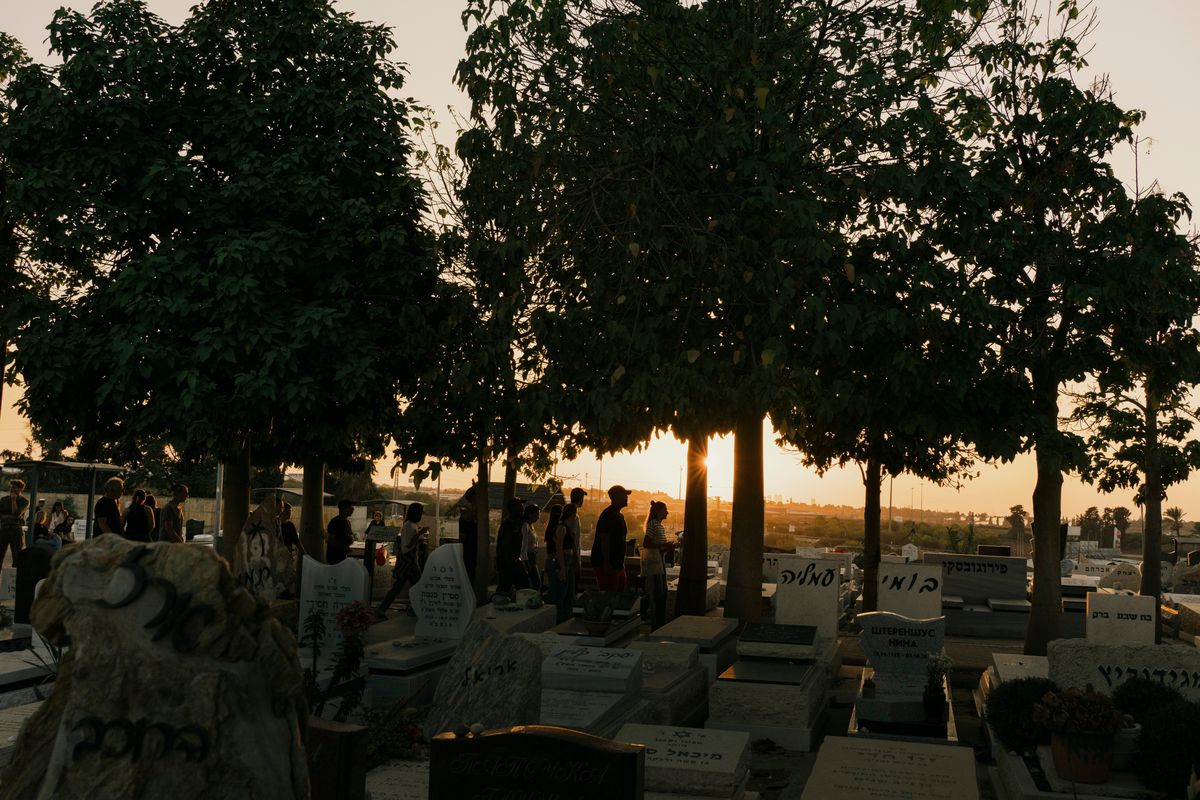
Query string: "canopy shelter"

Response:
xmin=2 ymin=459 xmax=124 ymax=539
xmin=250 ymin=487 xmax=333 ymax=505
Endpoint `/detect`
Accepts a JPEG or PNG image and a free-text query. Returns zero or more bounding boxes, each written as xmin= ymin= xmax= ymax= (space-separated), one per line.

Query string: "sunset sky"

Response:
xmin=3 ymin=1 xmax=1199 ymax=519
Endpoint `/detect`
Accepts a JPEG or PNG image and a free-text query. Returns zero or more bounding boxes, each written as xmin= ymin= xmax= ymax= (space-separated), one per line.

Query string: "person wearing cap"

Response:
xmin=326 ymin=499 xmax=356 ymax=564
xmin=590 ymin=485 xmax=632 ymax=592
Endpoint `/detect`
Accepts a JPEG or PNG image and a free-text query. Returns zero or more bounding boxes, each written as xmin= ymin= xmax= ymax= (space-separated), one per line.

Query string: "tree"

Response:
xmin=3 ymin=0 xmax=436 ymax=560
xmin=1075 ymin=507 xmax=1102 ymax=541
xmin=944 ymin=0 xmax=1160 ymax=654
xmin=1112 ymin=506 xmax=1132 ymax=537
xmin=458 ymin=0 xmax=988 ymax=622
xmin=1165 ymin=507 xmax=1186 ymax=537
xmin=1007 ymin=505 xmax=1028 ymax=539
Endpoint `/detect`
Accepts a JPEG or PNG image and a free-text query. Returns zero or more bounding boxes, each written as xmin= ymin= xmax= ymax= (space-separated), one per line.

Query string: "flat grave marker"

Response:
xmin=616 ymin=723 xmax=748 ymax=797
xmin=543 ymin=645 xmax=642 ymax=695
xmin=802 ymin=736 xmax=978 ymax=800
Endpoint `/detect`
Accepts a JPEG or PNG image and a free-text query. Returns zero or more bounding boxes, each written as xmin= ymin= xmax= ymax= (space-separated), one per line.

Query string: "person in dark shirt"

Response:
xmin=279 ymin=501 xmax=300 ymax=552
xmin=590 ymin=485 xmax=631 ymax=592
xmin=0 ymin=479 xmax=30 ymax=569
xmin=495 ymin=497 xmax=527 ymax=598
xmin=93 ymin=477 xmax=125 ymax=537
xmin=325 ymin=499 xmax=356 ymax=564
xmin=458 ymin=484 xmax=479 ymax=582
xmin=123 ymin=489 xmax=154 ymax=542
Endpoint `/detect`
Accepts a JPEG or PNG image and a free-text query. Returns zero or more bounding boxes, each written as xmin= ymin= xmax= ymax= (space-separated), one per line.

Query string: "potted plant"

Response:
xmin=1034 ymin=686 xmax=1123 ymax=784
xmin=924 ymin=653 xmax=953 ymax=721
xmin=582 ymin=593 xmax=614 ymax=635
xmin=986 ymin=677 xmax=1059 ymax=754
xmin=1111 ymin=677 xmax=1182 ymax=771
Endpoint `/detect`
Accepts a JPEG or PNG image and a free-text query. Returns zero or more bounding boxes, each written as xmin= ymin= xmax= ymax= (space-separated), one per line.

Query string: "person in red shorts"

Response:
xmin=590 ymin=485 xmax=631 ymax=592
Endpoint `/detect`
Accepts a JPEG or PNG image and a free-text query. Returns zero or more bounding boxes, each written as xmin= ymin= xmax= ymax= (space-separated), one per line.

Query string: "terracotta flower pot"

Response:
xmin=1051 ymin=732 xmax=1115 ymax=784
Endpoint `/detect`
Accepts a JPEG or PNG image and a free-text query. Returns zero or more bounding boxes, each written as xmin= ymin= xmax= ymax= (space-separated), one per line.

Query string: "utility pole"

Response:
xmin=887 ymin=474 xmax=893 ymax=534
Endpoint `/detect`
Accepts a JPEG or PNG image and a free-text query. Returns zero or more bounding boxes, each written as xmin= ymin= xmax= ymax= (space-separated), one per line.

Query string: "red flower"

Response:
xmin=335 ymin=601 xmax=375 ymax=637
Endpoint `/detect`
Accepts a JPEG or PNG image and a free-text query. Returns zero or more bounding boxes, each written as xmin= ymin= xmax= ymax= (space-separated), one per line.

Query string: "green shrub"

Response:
xmin=1112 ymin=677 xmax=1183 ymax=724
xmin=986 ymin=677 xmax=1059 ymax=753
xmin=1134 ymin=699 xmax=1200 ymax=796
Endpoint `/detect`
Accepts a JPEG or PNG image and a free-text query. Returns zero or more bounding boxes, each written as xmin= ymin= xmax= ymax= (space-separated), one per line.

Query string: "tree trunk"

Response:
xmin=724 ymin=411 xmax=765 ymax=624
xmin=1141 ymin=392 xmax=1163 ymax=643
xmin=1025 ymin=428 xmax=1064 ymax=655
xmin=502 ymin=449 xmax=519 ymax=512
xmin=221 ymin=440 xmax=252 ymax=573
xmin=676 ymin=435 xmax=709 ymax=617
xmin=862 ymin=458 xmax=883 ymax=613
xmin=300 ymin=457 xmax=326 ymax=563
xmin=473 ymin=446 xmax=493 ymax=605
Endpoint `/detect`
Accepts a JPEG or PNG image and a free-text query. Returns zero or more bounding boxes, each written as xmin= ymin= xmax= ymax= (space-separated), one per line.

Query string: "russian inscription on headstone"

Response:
xmin=857 ymin=611 xmax=945 ymax=697
xmin=877 ymin=563 xmax=942 ymax=619
xmin=411 ymin=544 xmax=475 ymax=640
xmin=1086 ymin=592 xmax=1156 ymax=645
xmin=775 ymin=555 xmax=841 ymax=640
xmin=429 ymin=725 xmax=644 ymax=800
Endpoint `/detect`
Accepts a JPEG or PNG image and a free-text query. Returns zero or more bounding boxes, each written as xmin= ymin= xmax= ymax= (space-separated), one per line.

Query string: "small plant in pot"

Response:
xmin=582 ymin=593 xmax=615 ymax=635
xmin=924 ymin=653 xmax=953 ymax=721
xmin=1034 ymin=686 xmax=1124 ymax=784
xmin=986 ymin=677 xmax=1059 ymax=754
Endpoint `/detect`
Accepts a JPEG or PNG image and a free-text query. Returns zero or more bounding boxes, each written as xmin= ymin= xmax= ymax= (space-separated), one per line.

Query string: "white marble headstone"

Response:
xmin=858 ymin=611 xmax=945 ymax=698
xmin=901 ymin=544 xmax=920 ymax=563
xmin=877 ymin=563 xmax=942 ymax=619
xmin=616 ymin=724 xmax=749 ymax=797
xmin=762 ymin=553 xmax=782 ymax=583
xmin=542 ymin=646 xmax=642 ymax=695
xmin=411 ymin=544 xmax=475 ymax=640
xmin=299 ymin=555 xmax=369 ymax=654
xmin=775 ymin=555 xmax=842 ymax=640
xmin=1086 ymin=592 xmax=1156 ymax=645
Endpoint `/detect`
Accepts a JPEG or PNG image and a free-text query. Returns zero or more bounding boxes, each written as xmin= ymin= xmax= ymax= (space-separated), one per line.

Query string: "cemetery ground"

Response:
xmin=3 ymin=538 xmax=1200 ymax=798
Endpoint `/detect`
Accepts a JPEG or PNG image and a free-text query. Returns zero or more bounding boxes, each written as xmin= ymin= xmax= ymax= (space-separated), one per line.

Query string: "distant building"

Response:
xmin=451 ymin=482 xmax=564 ymax=512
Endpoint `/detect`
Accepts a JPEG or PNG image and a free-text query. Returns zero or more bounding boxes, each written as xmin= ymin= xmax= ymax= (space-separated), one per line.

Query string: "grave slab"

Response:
xmin=364 ymin=760 xmax=429 ymax=800
xmin=802 ymin=736 xmax=978 ymax=800
xmin=1048 ymin=638 xmax=1200 ymax=698
xmin=543 ymin=645 xmax=643 ymax=695
xmin=736 ymin=622 xmax=817 ymax=660
xmin=540 ymin=688 xmax=632 ymax=734
xmin=616 ymin=723 xmax=749 ymax=797
xmin=1086 ymin=592 xmax=1156 ymax=645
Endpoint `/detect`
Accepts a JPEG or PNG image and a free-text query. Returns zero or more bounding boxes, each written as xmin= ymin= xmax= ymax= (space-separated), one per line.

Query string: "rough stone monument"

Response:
xmin=236 ymin=496 xmax=297 ymax=602
xmin=0 ymin=536 xmax=308 ymax=800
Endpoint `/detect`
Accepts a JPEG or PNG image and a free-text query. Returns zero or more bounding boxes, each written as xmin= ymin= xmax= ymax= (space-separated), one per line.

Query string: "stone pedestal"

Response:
xmin=365 ymin=637 xmax=456 ymax=707
xmin=707 ymin=655 xmax=832 ymax=752
xmin=653 ymin=616 xmax=739 ymax=683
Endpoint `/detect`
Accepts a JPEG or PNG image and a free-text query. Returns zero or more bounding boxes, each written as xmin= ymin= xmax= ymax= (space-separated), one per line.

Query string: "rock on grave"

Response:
xmin=775 ymin=555 xmax=842 ymax=640
xmin=1098 ymin=563 xmax=1142 ymax=592
xmin=0 ymin=536 xmax=308 ymax=799
xmin=1048 ymin=638 xmax=1200 ymax=699
xmin=411 ymin=544 xmax=475 ymax=640
xmin=877 ymin=563 xmax=942 ymax=619
xmin=857 ymin=611 xmax=945 ymax=698
xmin=423 ymin=618 xmax=542 ymax=738
xmin=1086 ymin=592 xmax=1156 ymax=645
xmin=617 ymin=723 xmax=749 ymax=797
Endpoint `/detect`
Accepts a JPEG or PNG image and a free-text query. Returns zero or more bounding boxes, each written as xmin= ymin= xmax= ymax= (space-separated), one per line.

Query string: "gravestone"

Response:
xmin=762 ymin=553 xmax=782 ymax=583
xmin=616 ymin=723 xmax=749 ymax=797
xmin=299 ymin=555 xmax=368 ymax=656
xmin=0 ymin=568 xmax=14 ymax=602
xmin=775 ymin=555 xmax=841 ymax=640
xmin=901 ymin=543 xmax=920 ymax=563
xmin=923 ymin=552 xmax=1026 ymax=604
xmin=857 ymin=611 xmax=945 ymax=698
xmin=0 ymin=537 xmax=309 ymax=799
xmin=1048 ymin=638 xmax=1200 ymax=698
xmin=423 ymin=619 xmax=542 ymax=738
xmin=977 ymin=544 xmax=1012 ymax=557
xmin=429 ymin=725 xmax=644 ymax=800
xmin=877 ymin=563 xmax=942 ymax=619
xmin=236 ymin=497 xmax=295 ymax=601
xmin=1086 ymin=592 xmax=1156 ymax=645
xmin=539 ymin=689 xmax=630 ymax=733
xmin=802 ymin=736 xmax=978 ymax=800
xmin=543 ymin=645 xmax=643 ymax=695
xmin=1075 ymin=560 xmax=1116 ymax=577
xmin=737 ymin=621 xmax=817 ymax=659
xmin=1099 ymin=563 xmax=1142 ymax=592
xmin=411 ymin=544 xmax=475 ymax=640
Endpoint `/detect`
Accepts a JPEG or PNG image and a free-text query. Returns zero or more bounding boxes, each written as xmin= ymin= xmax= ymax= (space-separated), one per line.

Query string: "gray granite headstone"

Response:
xmin=857 ymin=611 xmax=944 ymax=698
xmin=1048 ymin=638 xmax=1200 ymax=698
xmin=411 ymin=544 xmax=475 ymax=640
xmin=922 ymin=553 xmax=1026 ymax=603
xmin=423 ymin=619 xmax=542 ymax=737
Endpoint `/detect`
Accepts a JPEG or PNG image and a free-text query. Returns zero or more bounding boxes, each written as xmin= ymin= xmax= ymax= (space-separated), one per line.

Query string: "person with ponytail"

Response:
xmin=641 ymin=500 xmax=674 ymax=629
xmin=544 ymin=503 xmax=576 ymax=621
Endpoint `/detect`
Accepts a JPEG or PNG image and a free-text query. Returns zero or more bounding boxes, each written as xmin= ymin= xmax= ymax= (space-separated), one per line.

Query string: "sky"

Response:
xmin=3 ymin=1 xmax=1200 ymax=519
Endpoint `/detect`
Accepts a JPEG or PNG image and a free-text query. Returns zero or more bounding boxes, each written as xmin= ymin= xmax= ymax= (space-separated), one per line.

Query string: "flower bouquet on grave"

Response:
xmin=1034 ymin=686 xmax=1123 ymax=784
xmin=923 ymin=652 xmax=953 ymax=721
